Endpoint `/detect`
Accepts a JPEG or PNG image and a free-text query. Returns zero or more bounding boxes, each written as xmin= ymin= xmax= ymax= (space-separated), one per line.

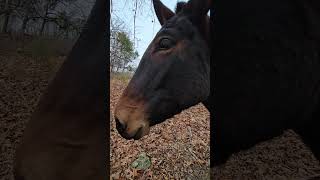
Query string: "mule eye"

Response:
xmin=159 ymin=38 xmax=174 ymax=50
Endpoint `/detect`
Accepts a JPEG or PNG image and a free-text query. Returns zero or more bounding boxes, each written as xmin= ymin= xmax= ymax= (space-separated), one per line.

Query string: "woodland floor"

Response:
xmin=0 ymin=54 xmax=320 ymax=179
xmin=110 ymin=79 xmax=210 ymax=179
xmin=0 ymin=54 xmax=64 ymax=180
xmin=110 ymin=79 xmax=320 ymax=180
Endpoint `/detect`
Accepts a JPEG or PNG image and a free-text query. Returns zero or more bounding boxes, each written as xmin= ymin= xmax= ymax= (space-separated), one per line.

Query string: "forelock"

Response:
xmin=175 ymin=2 xmax=187 ymax=14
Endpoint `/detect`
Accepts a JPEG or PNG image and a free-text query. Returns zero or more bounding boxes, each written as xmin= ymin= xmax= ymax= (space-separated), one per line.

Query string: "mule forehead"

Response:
xmin=156 ymin=15 xmax=196 ymax=39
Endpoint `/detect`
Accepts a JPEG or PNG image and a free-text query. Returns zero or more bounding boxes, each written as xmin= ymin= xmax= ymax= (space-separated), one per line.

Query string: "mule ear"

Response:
xmin=185 ymin=0 xmax=211 ymax=18
xmin=153 ymin=0 xmax=175 ymax=25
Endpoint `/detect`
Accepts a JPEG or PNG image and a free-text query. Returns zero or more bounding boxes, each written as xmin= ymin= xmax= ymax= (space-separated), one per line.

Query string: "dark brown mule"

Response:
xmin=114 ymin=0 xmax=211 ymax=140
xmin=116 ymin=0 xmax=320 ymax=169
xmin=212 ymin=0 xmax=320 ymax=166
xmin=14 ymin=0 xmax=108 ymax=179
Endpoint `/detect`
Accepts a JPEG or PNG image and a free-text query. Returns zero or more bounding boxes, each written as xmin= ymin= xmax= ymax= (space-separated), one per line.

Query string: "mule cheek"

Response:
xmin=146 ymin=90 xmax=180 ymax=126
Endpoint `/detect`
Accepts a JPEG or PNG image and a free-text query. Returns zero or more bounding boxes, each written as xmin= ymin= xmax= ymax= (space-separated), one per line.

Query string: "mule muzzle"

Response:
xmin=115 ymin=117 xmax=147 ymax=140
xmin=114 ymin=100 xmax=150 ymax=140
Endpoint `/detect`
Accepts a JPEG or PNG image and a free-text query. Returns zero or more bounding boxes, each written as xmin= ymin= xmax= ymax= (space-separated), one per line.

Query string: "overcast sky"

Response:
xmin=111 ymin=0 xmax=181 ymax=67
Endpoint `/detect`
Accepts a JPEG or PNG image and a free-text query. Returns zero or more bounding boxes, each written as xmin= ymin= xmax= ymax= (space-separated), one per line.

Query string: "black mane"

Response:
xmin=175 ymin=2 xmax=187 ymax=13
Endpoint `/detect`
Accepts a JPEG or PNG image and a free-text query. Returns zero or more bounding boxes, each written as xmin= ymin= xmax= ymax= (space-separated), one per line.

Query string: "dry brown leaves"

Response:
xmin=110 ymin=79 xmax=210 ymax=179
xmin=0 ymin=55 xmax=64 ymax=180
xmin=110 ymin=79 xmax=320 ymax=180
xmin=1 ymin=54 xmax=320 ymax=180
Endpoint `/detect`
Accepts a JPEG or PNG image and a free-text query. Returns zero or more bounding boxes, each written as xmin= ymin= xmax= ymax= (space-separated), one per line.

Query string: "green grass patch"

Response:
xmin=21 ymin=37 xmax=74 ymax=59
xmin=111 ymin=72 xmax=133 ymax=84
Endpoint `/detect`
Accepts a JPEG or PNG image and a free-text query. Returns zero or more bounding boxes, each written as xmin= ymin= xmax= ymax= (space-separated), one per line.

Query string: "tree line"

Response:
xmin=0 ymin=0 xmax=143 ymax=72
xmin=0 ymin=0 xmax=93 ymax=39
xmin=110 ymin=10 xmax=138 ymax=73
xmin=110 ymin=0 xmax=158 ymax=73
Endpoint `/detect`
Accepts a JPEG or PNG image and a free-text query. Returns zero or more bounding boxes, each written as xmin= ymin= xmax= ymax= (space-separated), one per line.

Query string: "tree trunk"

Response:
xmin=39 ymin=19 xmax=47 ymax=35
xmin=110 ymin=64 xmax=114 ymax=73
xmin=2 ymin=0 xmax=10 ymax=33
xmin=64 ymin=30 xmax=69 ymax=39
xmin=20 ymin=17 xmax=29 ymax=34
xmin=40 ymin=4 xmax=49 ymax=36
xmin=2 ymin=13 xmax=10 ymax=33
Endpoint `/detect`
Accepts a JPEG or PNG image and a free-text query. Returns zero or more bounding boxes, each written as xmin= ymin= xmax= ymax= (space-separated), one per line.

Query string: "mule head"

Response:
xmin=114 ymin=0 xmax=211 ymax=140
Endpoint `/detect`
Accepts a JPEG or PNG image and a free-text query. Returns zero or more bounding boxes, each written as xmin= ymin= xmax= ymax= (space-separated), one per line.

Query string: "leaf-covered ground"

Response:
xmin=110 ymin=79 xmax=210 ymax=179
xmin=0 ymin=54 xmax=63 ymax=180
xmin=0 ymin=54 xmax=320 ymax=180
xmin=211 ymin=130 xmax=320 ymax=179
xmin=110 ymin=78 xmax=320 ymax=179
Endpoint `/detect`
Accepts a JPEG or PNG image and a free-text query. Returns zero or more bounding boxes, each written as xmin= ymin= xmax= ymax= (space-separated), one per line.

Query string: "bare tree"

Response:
xmin=0 ymin=0 xmax=93 ymax=40
xmin=1 ymin=0 xmax=11 ymax=32
xmin=1 ymin=0 xmax=24 ymax=32
xmin=14 ymin=0 xmax=40 ymax=33
xmin=110 ymin=16 xmax=138 ymax=73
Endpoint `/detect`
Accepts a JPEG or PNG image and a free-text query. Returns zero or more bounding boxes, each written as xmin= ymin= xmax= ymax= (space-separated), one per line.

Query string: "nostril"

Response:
xmin=115 ymin=117 xmax=127 ymax=133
